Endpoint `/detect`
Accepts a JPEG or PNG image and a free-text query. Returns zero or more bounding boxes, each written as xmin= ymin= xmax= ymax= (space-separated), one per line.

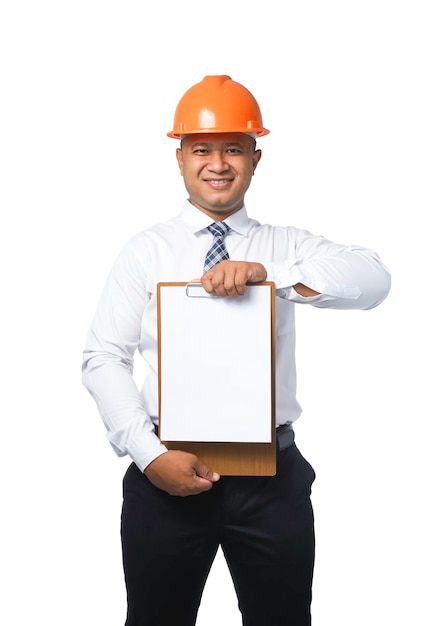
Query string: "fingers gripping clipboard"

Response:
xmin=157 ymin=282 xmax=276 ymax=475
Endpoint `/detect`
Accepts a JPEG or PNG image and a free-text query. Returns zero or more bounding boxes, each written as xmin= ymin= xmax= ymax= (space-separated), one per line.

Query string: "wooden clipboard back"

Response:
xmin=162 ymin=439 xmax=276 ymax=476
xmin=157 ymin=281 xmax=276 ymax=476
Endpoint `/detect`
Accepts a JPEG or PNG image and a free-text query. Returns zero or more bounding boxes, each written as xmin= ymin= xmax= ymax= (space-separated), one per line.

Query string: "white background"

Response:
xmin=1 ymin=1 xmax=432 ymax=624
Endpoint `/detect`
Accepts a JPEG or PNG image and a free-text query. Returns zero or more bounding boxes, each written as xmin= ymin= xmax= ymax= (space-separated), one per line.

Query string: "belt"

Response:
xmin=276 ymin=423 xmax=295 ymax=451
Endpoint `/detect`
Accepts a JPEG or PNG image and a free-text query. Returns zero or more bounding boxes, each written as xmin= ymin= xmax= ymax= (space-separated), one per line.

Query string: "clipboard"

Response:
xmin=157 ymin=281 xmax=276 ymax=475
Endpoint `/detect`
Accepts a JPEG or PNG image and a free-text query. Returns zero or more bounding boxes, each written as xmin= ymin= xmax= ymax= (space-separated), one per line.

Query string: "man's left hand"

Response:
xmin=201 ymin=260 xmax=267 ymax=297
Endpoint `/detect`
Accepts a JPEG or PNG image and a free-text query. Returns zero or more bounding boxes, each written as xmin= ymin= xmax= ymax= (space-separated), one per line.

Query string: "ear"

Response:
xmin=176 ymin=147 xmax=184 ymax=175
xmin=252 ymin=149 xmax=262 ymax=174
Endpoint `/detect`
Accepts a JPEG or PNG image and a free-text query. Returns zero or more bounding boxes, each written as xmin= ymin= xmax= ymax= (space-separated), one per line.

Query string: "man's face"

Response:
xmin=176 ymin=133 xmax=261 ymax=220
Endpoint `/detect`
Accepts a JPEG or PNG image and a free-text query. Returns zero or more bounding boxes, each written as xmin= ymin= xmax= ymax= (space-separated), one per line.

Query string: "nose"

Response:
xmin=207 ymin=150 xmax=229 ymax=174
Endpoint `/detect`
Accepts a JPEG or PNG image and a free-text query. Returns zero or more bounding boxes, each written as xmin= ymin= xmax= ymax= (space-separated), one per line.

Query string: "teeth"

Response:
xmin=209 ymin=180 xmax=228 ymax=185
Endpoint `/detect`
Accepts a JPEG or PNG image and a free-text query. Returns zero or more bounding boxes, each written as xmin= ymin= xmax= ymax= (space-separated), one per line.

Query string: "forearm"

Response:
xmin=82 ymin=351 xmax=167 ymax=471
xmin=265 ymin=246 xmax=391 ymax=310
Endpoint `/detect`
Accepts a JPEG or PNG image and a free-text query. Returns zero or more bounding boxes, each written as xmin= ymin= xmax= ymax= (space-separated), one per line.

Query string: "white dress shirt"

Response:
xmin=82 ymin=201 xmax=391 ymax=471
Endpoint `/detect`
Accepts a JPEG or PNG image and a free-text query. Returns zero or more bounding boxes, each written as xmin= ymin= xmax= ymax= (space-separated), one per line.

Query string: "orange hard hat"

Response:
xmin=167 ymin=75 xmax=270 ymax=139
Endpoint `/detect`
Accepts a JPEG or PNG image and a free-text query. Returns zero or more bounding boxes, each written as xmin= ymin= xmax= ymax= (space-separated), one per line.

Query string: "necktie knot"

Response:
xmin=203 ymin=222 xmax=230 ymax=272
xmin=207 ymin=222 xmax=230 ymax=238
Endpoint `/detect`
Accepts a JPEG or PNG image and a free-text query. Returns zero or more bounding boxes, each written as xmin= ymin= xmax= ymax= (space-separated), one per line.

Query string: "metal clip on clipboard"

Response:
xmin=185 ymin=282 xmax=220 ymax=298
xmin=185 ymin=282 xmax=246 ymax=297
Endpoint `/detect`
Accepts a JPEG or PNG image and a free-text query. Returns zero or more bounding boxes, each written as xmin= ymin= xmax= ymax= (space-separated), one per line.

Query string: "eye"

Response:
xmin=192 ymin=147 xmax=209 ymax=155
xmin=226 ymin=147 xmax=243 ymax=154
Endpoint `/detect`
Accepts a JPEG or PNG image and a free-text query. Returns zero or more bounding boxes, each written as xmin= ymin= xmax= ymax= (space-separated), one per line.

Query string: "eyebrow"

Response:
xmin=189 ymin=142 xmax=245 ymax=150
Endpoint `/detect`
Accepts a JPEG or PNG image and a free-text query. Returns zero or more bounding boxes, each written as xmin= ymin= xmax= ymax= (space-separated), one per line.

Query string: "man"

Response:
xmin=82 ymin=75 xmax=391 ymax=625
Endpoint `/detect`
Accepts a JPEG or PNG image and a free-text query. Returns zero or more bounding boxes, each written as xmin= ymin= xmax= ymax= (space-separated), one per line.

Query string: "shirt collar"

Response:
xmin=179 ymin=200 xmax=250 ymax=236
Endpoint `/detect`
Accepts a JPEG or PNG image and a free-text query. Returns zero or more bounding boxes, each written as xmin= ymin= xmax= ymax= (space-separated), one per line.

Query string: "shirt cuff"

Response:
xmin=121 ymin=430 xmax=168 ymax=473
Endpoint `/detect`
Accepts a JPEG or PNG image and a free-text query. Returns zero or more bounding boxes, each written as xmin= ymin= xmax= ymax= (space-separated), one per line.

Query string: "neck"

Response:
xmin=188 ymin=200 xmax=243 ymax=222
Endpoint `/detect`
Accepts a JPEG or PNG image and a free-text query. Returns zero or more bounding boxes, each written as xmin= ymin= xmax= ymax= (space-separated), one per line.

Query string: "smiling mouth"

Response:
xmin=205 ymin=179 xmax=233 ymax=187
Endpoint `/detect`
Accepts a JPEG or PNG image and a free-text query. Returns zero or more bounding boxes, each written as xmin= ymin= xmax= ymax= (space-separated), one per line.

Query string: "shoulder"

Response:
xmin=126 ymin=216 xmax=185 ymax=246
xmin=247 ymin=217 xmax=308 ymax=240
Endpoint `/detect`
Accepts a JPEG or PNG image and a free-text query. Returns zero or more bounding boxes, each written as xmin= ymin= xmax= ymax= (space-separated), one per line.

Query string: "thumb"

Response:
xmin=193 ymin=460 xmax=220 ymax=483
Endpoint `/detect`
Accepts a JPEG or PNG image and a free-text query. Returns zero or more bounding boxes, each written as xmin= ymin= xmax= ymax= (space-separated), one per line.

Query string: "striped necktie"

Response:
xmin=203 ymin=222 xmax=230 ymax=272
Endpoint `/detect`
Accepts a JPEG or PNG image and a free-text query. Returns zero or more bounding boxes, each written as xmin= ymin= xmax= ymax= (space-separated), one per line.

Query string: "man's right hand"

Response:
xmin=143 ymin=450 xmax=220 ymax=496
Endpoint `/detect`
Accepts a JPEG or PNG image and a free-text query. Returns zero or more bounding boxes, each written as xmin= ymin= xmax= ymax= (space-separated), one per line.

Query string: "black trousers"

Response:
xmin=121 ymin=443 xmax=316 ymax=626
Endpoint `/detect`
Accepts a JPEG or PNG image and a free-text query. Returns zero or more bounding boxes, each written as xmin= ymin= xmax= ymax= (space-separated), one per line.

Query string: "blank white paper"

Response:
xmin=158 ymin=283 xmax=274 ymax=443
